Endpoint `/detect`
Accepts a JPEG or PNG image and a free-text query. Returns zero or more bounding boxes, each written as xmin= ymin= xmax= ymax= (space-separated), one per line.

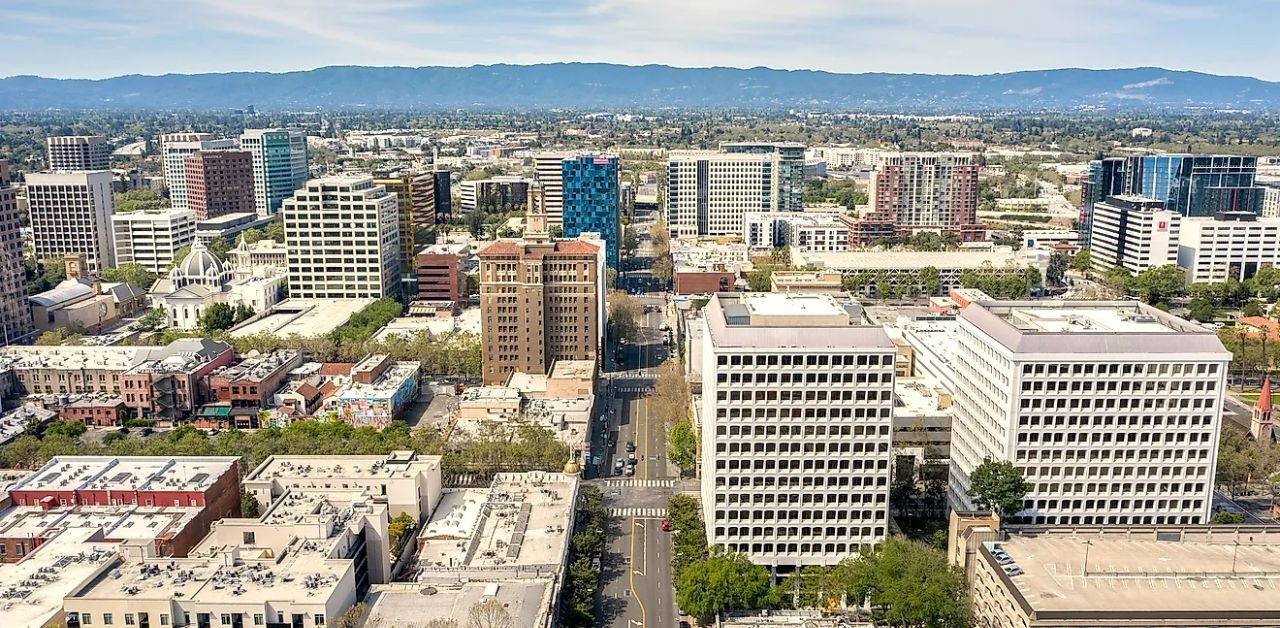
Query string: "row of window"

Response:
xmin=717 ymin=353 xmax=891 ymax=367
xmin=716 ymin=424 xmax=888 ymax=436
xmin=716 ymin=475 xmax=888 ymax=489
xmin=717 ymin=457 xmax=890 ymax=471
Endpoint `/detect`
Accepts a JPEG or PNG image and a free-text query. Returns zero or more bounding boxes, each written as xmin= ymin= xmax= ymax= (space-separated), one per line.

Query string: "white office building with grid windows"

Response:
xmin=668 ymin=151 xmax=778 ymax=238
xmin=948 ymin=301 xmax=1230 ymax=526
xmin=700 ymin=292 xmax=893 ymax=573
xmin=282 ymin=175 xmax=401 ymax=300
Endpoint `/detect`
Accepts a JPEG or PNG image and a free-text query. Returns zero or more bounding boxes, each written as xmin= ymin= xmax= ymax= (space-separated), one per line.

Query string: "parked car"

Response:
xmin=661 ymin=519 xmax=672 ymax=532
xmin=625 ymin=441 xmax=636 ymax=453
xmin=614 ymin=458 xmax=625 ymax=475
xmin=625 ymin=462 xmax=635 ymax=476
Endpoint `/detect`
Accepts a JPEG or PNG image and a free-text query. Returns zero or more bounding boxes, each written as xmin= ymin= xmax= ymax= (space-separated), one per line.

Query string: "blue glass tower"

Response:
xmin=1137 ymin=154 xmax=1263 ymax=217
xmin=561 ymin=155 xmax=620 ymax=269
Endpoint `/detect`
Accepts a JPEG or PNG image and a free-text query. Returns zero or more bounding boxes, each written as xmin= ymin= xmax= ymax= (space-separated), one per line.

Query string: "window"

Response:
xmin=104 ymin=614 xmax=114 ymax=625
xmin=222 ymin=614 xmax=233 ymax=625
xmin=82 ymin=614 xmax=93 ymax=625
xmin=160 ymin=615 xmax=169 ymax=626
xmin=254 ymin=614 xmax=264 ymax=626
xmin=243 ymin=531 xmax=256 ymax=545
xmin=314 ymin=615 xmax=326 ymax=626
xmin=125 ymin=614 xmax=136 ymax=626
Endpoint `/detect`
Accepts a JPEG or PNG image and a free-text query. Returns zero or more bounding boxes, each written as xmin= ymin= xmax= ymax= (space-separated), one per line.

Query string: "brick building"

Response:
xmin=415 ymin=243 xmax=468 ymax=304
xmin=207 ymin=349 xmax=304 ymax=419
xmin=184 ymin=150 xmax=256 ymax=220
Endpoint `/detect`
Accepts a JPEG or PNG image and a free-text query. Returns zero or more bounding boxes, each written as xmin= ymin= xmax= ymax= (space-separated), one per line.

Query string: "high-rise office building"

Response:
xmin=240 ymin=129 xmax=309 ymax=216
xmin=533 ymin=154 xmax=567 ymax=227
xmin=0 ymin=160 xmax=32 ymax=345
xmin=26 ymin=171 xmax=117 ymax=273
xmin=667 ymin=151 xmax=776 ymax=238
xmin=184 ymin=150 xmax=255 ymax=220
xmin=948 ymin=300 xmax=1229 ymax=526
xmin=852 ymin=152 xmax=982 ymax=244
xmin=1088 ymin=195 xmax=1180 ymax=274
xmin=561 ymin=155 xmax=620 ymax=269
xmin=477 ymin=187 xmax=602 ymax=385
xmin=1079 ymin=157 xmax=1132 ymax=247
xmin=1135 ymin=154 xmax=1264 ymax=217
xmin=433 ymin=168 xmax=453 ymax=221
xmin=160 ymin=133 xmax=238 ymax=211
xmin=699 ymin=292 xmax=893 ymax=571
xmin=373 ymin=168 xmax=437 ymax=274
xmin=722 ymin=142 xmax=806 ymax=212
xmin=46 ymin=135 xmax=111 ymax=170
xmin=111 ymin=208 xmax=197 ymax=275
xmin=282 ymin=175 xmax=400 ymax=300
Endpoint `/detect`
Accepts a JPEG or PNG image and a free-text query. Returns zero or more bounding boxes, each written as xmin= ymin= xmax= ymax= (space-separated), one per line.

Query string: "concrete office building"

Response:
xmin=852 ymin=152 xmax=983 ymax=244
xmin=415 ymin=243 xmax=468 ymax=304
xmin=184 ymin=150 xmax=255 ymax=220
xmin=374 ymin=168 xmax=437 ymax=274
xmin=1261 ymin=179 xmax=1280 ymax=218
xmin=459 ymin=175 xmax=530 ymax=213
xmin=948 ymin=301 xmax=1230 ymax=525
xmin=1079 ymin=157 xmax=1133 ymax=246
xmin=160 ymin=133 xmax=238 ymax=211
xmin=700 ymin=292 xmax=894 ymax=571
xmin=111 ymin=208 xmax=197 ymax=275
xmin=46 ymin=135 xmax=111 ymax=170
xmin=1088 ymin=195 xmax=1180 ymax=274
xmin=562 ymin=154 xmax=621 ymax=269
xmin=533 ymin=153 xmax=567 ymax=226
xmin=722 ymin=141 xmax=806 ymax=212
xmin=243 ymin=451 xmax=443 ymax=521
xmin=0 ymin=161 xmax=32 ymax=345
xmin=240 ymin=128 xmax=308 ymax=216
xmin=667 ymin=151 xmax=777 ymax=238
xmin=26 ymin=171 xmax=117 ymax=273
xmin=282 ymin=175 xmax=401 ymax=300
xmin=477 ymin=189 xmax=602 ymax=385
xmin=1178 ymin=213 xmax=1280 ymax=284
xmin=970 ymin=526 xmax=1280 ymax=627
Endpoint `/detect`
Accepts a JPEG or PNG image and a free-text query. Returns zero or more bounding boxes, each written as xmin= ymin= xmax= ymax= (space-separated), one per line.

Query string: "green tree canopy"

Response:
xmin=1071 ymin=248 xmax=1092 ymax=273
xmin=607 ymin=290 xmax=641 ymax=344
xmin=1133 ymin=264 xmax=1187 ymax=305
xmin=667 ymin=420 xmax=697 ymax=476
xmin=967 ymin=458 xmax=1031 ymax=518
xmin=845 ymin=537 xmax=970 ymax=628
xmin=1188 ymin=297 xmax=1216 ymax=322
xmin=674 ymin=548 xmax=778 ymax=621
xmin=198 ymin=303 xmax=235 ymax=331
xmin=99 ymin=263 xmax=156 ymax=289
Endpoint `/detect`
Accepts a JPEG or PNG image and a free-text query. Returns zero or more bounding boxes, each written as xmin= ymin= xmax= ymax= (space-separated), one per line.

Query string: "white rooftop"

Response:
xmin=741 ymin=292 xmax=847 ymax=318
xmin=0 ymin=528 xmax=120 ymax=628
xmin=231 ymin=298 xmax=375 ymax=338
xmin=10 ymin=456 xmax=238 ymax=494
xmin=247 ymin=452 xmax=440 ymax=482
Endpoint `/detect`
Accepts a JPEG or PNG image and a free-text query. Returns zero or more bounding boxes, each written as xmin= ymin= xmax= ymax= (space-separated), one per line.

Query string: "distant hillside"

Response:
xmin=2 ymin=63 xmax=1278 ymax=111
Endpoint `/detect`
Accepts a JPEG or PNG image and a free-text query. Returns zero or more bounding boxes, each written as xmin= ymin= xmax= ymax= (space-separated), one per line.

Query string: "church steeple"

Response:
xmin=1251 ymin=375 xmax=1274 ymax=441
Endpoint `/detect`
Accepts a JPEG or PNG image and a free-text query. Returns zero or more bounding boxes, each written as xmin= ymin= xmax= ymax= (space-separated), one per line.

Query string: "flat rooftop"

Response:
xmin=0 ymin=505 xmax=199 ymax=542
xmin=961 ymin=300 xmax=1230 ymax=356
xmin=0 ymin=345 xmax=151 ymax=372
xmin=336 ymin=362 xmax=419 ymax=400
xmin=0 ymin=528 xmax=120 ymax=628
xmin=231 ymin=298 xmax=375 ymax=338
xmin=10 ymin=456 xmax=238 ymax=494
xmin=988 ymin=529 xmax=1280 ymax=620
xmin=366 ymin=580 xmax=552 ymax=628
xmin=374 ymin=309 xmax=483 ymax=341
xmin=705 ymin=293 xmax=892 ymax=350
xmin=793 ymin=248 xmax=1025 ymax=270
xmin=417 ymin=472 xmax=576 ymax=572
xmin=247 ymin=451 xmax=440 ymax=482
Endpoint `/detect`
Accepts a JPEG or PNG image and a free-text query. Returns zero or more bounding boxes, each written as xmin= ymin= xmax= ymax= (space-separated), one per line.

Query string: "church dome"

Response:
xmin=179 ymin=242 xmax=224 ymax=280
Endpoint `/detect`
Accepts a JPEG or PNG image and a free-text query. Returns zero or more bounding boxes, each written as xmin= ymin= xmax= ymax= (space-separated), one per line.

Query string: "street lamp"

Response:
xmin=1082 ymin=539 xmax=1093 ymax=577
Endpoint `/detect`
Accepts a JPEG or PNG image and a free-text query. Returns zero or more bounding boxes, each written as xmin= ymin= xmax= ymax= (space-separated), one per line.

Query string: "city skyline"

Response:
xmin=5 ymin=0 xmax=1280 ymax=80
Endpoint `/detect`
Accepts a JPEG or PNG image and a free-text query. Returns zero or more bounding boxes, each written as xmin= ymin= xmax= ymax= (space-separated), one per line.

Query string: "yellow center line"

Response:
xmin=629 ymin=517 xmax=648 ymax=627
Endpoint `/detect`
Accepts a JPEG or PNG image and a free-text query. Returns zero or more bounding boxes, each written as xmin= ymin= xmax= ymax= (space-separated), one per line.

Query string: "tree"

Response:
xmin=136 ymin=307 xmax=166 ymax=331
xmin=622 ymin=225 xmax=639 ymax=257
xmin=908 ymin=231 xmax=945 ymax=251
xmin=207 ymin=236 xmax=232 ymax=260
xmin=25 ymin=257 xmax=66 ymax=294
xmin=1071 ymin=248 xmax=1093 ymax=274
xmin=845 ymin=537 xmax=970 ymax=628
xmin=651 ymin=255 xmax=673 ymax=285
xmin=241 ymin=228 xmax=264 ymax=245
xmin=114 ymin=189 xmax=167 ymax=213
xmin=1101 ymin=265 xmax=1133 ymax=296
xmin=1022 ymin=266 xmax=1042 ymax=294
xmin=1210 ymin=511 xmax=1247 ymax=524
xmin=232 ymin=303 xmax=255 ymax=324
xmin=607 ymin=290 xmax=641 ymax=344
xmin=1133 ymin=264 xmax=1187 ymax=305
xmin=467 ymin=599 xmax=515 ymax=628
xmin=1188 ymin=297 xmax=1216 ymax=322
xmin=967 ymin=458 xmax=1030 ymax=519
xmin=44 ymin=421 xmax=87 ymax=439
xmin=675 ymin=548 xmax=778 ymax=621
xmin=99 ymin=263 xmax=156 ymax=289
xmin=1244 ymin=299 xmax=1266 ymax=318
xmin=650 ymin=359 xmax=691 ymax=426
xmin=35 ymin=325 xmax=84 ymax=346
xmin=388 ymin=512 xmax=416 ymax=552
xmin=240 ymin=490 xmax=260 ymax=518
xmin=747 ymin=269 xmax=773 ymax=292
xmin=263 ymin=218 xmax=286 ymax=243
xmin=198 ymin=303 xmax=235 ymax=331
xmin=330 ymin=602 xmax=366 ymax=628
xmin=668 ymin=494 xmax=709 ymax=579
xmin=668 ymin=420 xmax=697 ymax=476
xmin=1046 ymin=251 xmax=1069 ymax=287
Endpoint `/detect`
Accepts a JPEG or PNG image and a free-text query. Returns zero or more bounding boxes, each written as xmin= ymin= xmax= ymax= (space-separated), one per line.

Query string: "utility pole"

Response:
xmin=1082 ymin=539 xmax=1093 ymax=577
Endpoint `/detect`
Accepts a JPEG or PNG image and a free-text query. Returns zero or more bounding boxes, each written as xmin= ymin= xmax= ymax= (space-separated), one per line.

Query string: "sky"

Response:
xmin=3 ymin=0 xmax=1279 ymax=81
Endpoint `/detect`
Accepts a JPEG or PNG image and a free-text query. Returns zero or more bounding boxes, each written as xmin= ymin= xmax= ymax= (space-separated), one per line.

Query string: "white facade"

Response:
xmin=948 ymin=301 xmax=1229 ymax=526
xmin=534 ymin=154 xmax=566 ymax=227
xmin=26 ymin=171 xmax=117 ymax=272
xmin=150 ymin=241 xmax=284 ymax=330
xmin=46 ymin=135 xmax=111 ymax=170
xmin=668 ymin=151 xmax=776 ymax=238
xmin=700 ymin=293 xmax=893 ymax=570
xmin=160 ymin=133 xmax=237 ymax=211
xmin=111 ymin=208 xmax=196 ymax=275
xmin=1089 ymin=195 xmax=1180 ymax=274
xmin=742 ymin=211 xmax=849 ymax=252
xmin=1177 ymin=216 xmax=1280 ymax=284
xmin=282 ymin=175 xmax=401 ymax=300
xmin=1260 ymin=182 xmax=1280 ymax=218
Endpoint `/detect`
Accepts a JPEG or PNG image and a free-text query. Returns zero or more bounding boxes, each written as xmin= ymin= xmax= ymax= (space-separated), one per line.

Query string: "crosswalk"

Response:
xmin=603 ymin=479 xmax=678 ymax=488
xmin=616 ymin=386 xmax=654 ymax=394
xmin=608 ymin=507 xmax=668 ymax=518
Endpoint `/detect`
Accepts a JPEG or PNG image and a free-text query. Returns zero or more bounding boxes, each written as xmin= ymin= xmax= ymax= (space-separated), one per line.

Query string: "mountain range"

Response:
xmin=2 ymin=64 xmax=1278 ymax=111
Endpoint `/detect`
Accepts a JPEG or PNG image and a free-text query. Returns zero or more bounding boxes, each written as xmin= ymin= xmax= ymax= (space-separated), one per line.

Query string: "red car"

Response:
xmin=660 ymin=519 xmax=672 ymax=532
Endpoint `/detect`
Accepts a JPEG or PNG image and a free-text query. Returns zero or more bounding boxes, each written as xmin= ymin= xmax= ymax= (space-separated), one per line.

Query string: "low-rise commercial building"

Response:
xmin=243 ymin=451 xmax=443 ymax=521
xmin=30 ymin=276 xmax=146 ymax=334
xmin=770 ymin=271 xmax=843 ymax=294
xmin=324 ymin=355 xmax=420 ymax=429
xmin=792 ymin=248 xmax=1034 ymax=298
xmin=1177 ymin=213 xmax=1280 ymax=284
xmin=119 ymin=339 xmax=235 ymax=423
xmin=207 ymin=350 xmax=305 ymax=421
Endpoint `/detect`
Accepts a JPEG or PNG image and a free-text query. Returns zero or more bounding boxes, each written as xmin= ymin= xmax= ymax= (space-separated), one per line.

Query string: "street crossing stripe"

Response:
xmin=607 ymin=507 xmax=668 ymax=518
xmin=603 ymin=479 xmax=677 ymax=487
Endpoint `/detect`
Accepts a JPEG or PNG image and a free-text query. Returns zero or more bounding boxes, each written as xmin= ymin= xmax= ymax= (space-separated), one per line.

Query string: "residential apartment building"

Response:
xmin=1136 ymin=154 xmax=1264 ymax=217
xmin=184 ymin=149 xmax=255 ymax=220
xmin=415 ymin=243 xmax=468 ymax=303
xmin=282 ymin=175 xmax=401 ymax=300
xmin=26 ymin=171 xmax=117 ymax=272
xmin=699 ymin=292 xmax=894 ymax=572
xmin=562 ymin=154 xmax=621 ymax=269
xmin=477 ymin=191 xmax=602 ymax=385
xmin=743 ymin=211 xmax=850 ymax=252
xmin=118 ymin=339 xmax=235 ymax=422
xmin=240 ymin=128 xmax=309 ymax=216
xmin=160 ymin=133 xmax=238 ymax=211
xmin=667 ymin=151 xmax=776 ymax=237
xmin=970 ymin=526 xmax=1280 ymax=627
xmin=533 ymin=153 xmax=567 ymax=226
xmin=1177 ymin=213 xmax=1280 ymax=283
xmin=722 ymin=141 xmax=806 ymax=212
xmin=46 ymin=135 xmax=111 ymax=170
xmin=111 ymin=208 xmax=197 ymax=275
xmin=948 ymin=301 xmax=1229 ymax=525
xmin=374 ymin=168 xmax=437 ymax=274
xmin=1088 ymin=195 xmax=1180 ymax=274
xmin=1261 ymin=179 xmax=1280 ymax=218
xmin=853 ymin=152 xmax=983 ymax=243
xmin=0 ymin=161 xmax=32 ymax=345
